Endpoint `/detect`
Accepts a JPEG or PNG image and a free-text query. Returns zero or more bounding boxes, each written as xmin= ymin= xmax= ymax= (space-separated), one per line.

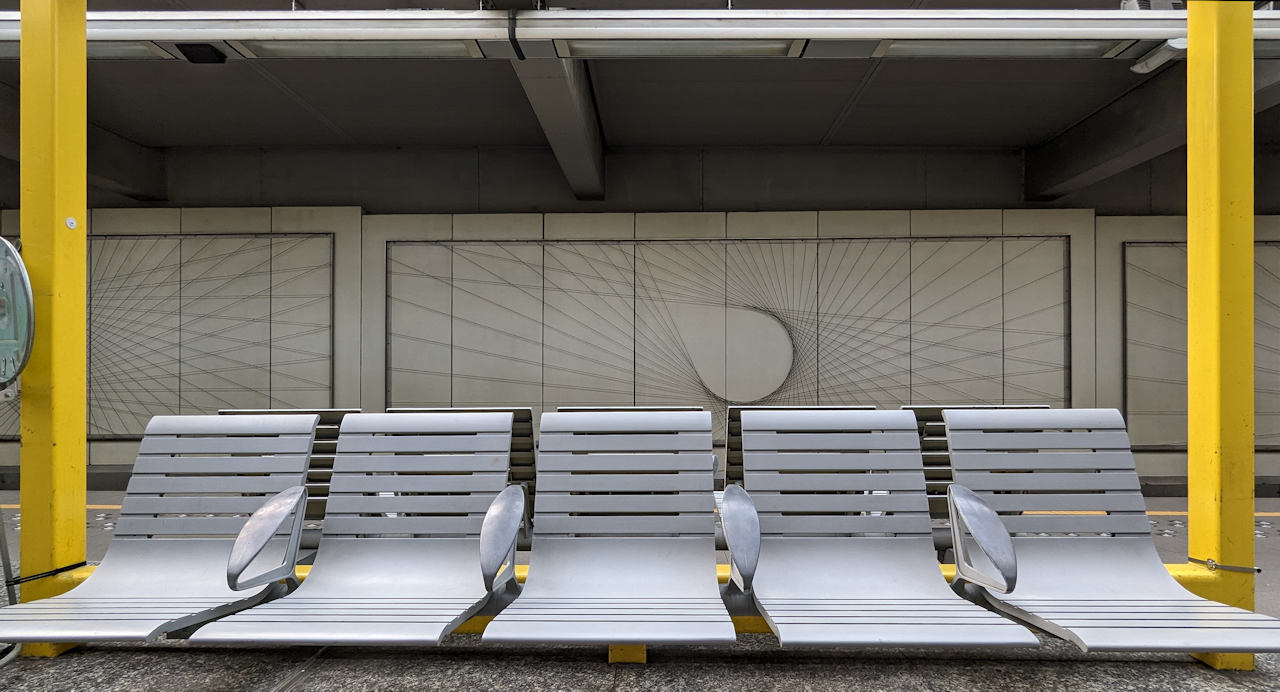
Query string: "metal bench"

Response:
xmin=482 ymin=410 xmax=736 ymax=645
xmin=190 ymin=412 xmax=523 ymax=646
xmin=945 ymin=407 xmax=1280 ymax=653
xmin=0 ymin=414 xmax=317 ymax=642
xmin=720 ymin=408 xmax=1038 ymax=648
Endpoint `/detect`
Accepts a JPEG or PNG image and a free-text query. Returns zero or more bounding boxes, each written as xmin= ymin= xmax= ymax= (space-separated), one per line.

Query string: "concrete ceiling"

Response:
xmin=2 ymin=55 xmax=1162 ymax=151
xmin=77 ymin=59 xmax=546 ymax=148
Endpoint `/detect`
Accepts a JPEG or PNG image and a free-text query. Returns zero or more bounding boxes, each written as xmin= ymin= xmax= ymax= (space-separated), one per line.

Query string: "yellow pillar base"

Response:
xmin=1192 ymin=652 xmax=1254 ymax=671
xmin=608 ymin=644 xmax=647 ymax=664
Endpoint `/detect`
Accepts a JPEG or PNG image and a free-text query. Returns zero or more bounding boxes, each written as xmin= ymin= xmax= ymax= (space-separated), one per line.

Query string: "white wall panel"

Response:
xmin=178 ymin=236 xmax=272 ymax=413
xmin=386 ymin=243 xmax=452 ymax=408
xmin=269 ymin=235 xmax=334 ymax=409
xmin=726 ymin=241 xmax=817 ymax=406
xmin=817 ymin=239 xmax=912 ymax=408
xmin=634 ymin=241 xmax=727 ymax=436
xmin=910 ymin=238 xmax=1004 ymax=404
xmin=1003 ymin=237 xmax=1069 ymax=405
xmin=543 ymin=243 xmax=635 ymax=408
xmin=451 ymin=244 xmax=543 ymax=407
xmin=88 ymin=236 xmax=181 ymax=436
xmin=1124 ymin=242 xmax=1280 ymax=448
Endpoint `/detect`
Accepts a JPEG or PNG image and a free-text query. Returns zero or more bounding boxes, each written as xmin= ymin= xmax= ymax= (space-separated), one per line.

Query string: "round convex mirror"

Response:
xmin=0 ymin=238 xmax=33 ymax=389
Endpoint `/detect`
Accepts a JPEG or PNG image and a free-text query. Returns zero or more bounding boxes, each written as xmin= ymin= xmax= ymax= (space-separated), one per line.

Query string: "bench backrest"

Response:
xmin=323 ymin=412 xmax=513 ymax=538
xmin=535 ymin=410 xmax=716 ymax=538
xmin=741 ymin=409 xmax=930 ymax=538
xmin=945 ymin=408 xmax=1150 ymax=538
xmin=117 ymin=414 xmax=318 ymax=539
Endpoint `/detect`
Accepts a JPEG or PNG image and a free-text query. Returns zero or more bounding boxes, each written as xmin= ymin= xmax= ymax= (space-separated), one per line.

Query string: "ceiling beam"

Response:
xmin=511 ymin=58 xmax=605 ymax=200
xmin=1027 ymin=60 xmax=1280 ymax=200
xmin=0 ymin=82 xmax=166 ymax=201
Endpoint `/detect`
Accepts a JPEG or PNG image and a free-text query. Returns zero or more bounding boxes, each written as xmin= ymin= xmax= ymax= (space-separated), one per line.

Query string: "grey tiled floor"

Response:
xmin=0 ymin=493 xmax=1279 ymax=690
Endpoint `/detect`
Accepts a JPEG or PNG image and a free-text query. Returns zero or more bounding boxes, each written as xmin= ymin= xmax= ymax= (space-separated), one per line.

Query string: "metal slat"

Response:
xmin=979 ymin=493 xmax=1148 ymax=513
xmin=322 ymin=516 xmax=485 ymax=536
xmin=324 ymin=494 xmax=497 ymax=514
xmin=538 ymin=432 xmax=712 ymax=453
xmin=539 ymin=410 xmax=711 ymax=434
xmin=328 ymin=473 xmax=507 ymax=494
xmin=126 ymin=475 xmax=301 ymax=495
xmin=115 ymin=516 xmax=261 ymax=537
xmin=744 ymin=471 xmax=925 ymax=492
xmin=340 ymin=411 xmax=513 ymax=435
xmin=943 ymin=408 xmax=1124 ymax=432
xmin=999 ymin=514 xmax=1152 ymax=535
xmin=748 ymin=492 xmax=929 ymax=514
xmin=952 ymin=471 xmax=1140 ymax=492
xmin=131 ymin=455 xmax=310 ymax=475
xmin=331 ymin=454 xmax=508 ymax=473
xmin=534 ymin=493 xmax=711 ymax=514
xmin=743 ymin=452 xmax=923 ymax=472
xmin=756 ymin=514 xmax=931 ymax=536
xmin=950 ymin=450 xmax=1136 ymax=472
xmin=137 ymin=436 xmax=314 ymax=456
xmin=946 ymin=430 xmax=1131 ymax=451
xmin=533 ymin=514 xmax=714 ymax=536
xmin=743 ymin=431 xmax=921 ymax=451
xmin=536 ymin=472 xmax=711 ymax=493
xmin=120 ymin=495 xmax=275 ymax=515
xmin=536 ymin=452 xmax=714 ymax=472
xmin=336 ymin=434 xmax=510 ymax=454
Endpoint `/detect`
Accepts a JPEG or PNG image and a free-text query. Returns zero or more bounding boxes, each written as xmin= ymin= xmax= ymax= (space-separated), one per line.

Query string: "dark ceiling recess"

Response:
xmin=175 ymin=43 xmax=227 ymax=64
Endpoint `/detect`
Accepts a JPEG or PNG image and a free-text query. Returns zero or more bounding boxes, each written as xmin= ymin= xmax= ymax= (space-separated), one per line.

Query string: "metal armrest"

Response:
xmin=947 ymin=484 xmax=1017 ymax=594
xmin=721 ymin=484 xmax=760 ymax=592
xmin=227 ymin=485 xmax=307 ymax=592
xmin=480 ymin=485 xmax=526 ymax=591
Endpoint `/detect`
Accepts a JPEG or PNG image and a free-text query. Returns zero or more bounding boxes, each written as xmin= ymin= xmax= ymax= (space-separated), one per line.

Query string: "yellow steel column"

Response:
xmin=18 ymin=0 xmax=87 ymax=658
xmin=1185 ymin=0 xmax=1255 ymax=671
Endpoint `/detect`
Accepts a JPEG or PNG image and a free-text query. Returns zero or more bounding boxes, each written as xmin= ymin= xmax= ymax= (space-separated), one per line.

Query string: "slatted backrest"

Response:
xmin=117 ymin=414 xmax=318 ymax=539
xmin=945 ymin=408 xmax=1150 ymax=537
xmin=741 ymin=409 xmax=930 ymax=538
xmin=323 ymin=412 xmax=513 ymax=538
xmin=219 ymin=408 xmax=361 ymax=531
xmin=535 ymin=410 xmax=716 ymax=538
xmin=727 ymin=405 xmax=876 ymax=483
xmin=901 ymin=403 xmax=1053 ymax=520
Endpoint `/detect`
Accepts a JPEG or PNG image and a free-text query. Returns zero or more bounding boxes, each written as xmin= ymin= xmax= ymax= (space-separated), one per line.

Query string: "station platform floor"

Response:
xmin=0 ymin=493 xmax=1277 ymax=690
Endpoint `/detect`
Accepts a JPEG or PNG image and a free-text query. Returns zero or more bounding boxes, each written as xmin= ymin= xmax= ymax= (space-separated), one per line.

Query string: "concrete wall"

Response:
xmin=53 ymin=145 xmax=1278 ymax=217
xmin=0 ymin=205 xmax=1274 ymax=484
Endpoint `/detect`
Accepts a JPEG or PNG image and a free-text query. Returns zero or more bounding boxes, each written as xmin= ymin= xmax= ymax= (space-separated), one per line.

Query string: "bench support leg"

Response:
xmin=17 ymin=0 xmax=87 ymax=659
xmin=1186 ymin=0 xmax=1255 ymax=672
xmin=608 ymin=644 xmax=646 ymax=664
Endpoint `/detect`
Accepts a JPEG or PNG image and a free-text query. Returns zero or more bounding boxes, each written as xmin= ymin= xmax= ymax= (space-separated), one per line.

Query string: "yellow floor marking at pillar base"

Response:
xmin=21 ymin=642 xmax=78 ymax=658
xmin=608 ymin=644 xmax=646 ymax=663
xmin=452 ymin=615 xmax=492 ymax=634
xmin=732 ymin=616 xmax=772 ymax=634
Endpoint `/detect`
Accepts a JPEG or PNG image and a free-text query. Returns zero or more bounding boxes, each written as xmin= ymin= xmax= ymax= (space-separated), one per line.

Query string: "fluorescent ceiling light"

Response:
xmin=881 ymin=39 xmax=1128 ymax=59
xmin=232 ymin=39 xmax=482 ymax=59
xmin=0 ymin=41 xmax=173 ymax=60
xmin=554 ymin=39 xmax=805 ymax=59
